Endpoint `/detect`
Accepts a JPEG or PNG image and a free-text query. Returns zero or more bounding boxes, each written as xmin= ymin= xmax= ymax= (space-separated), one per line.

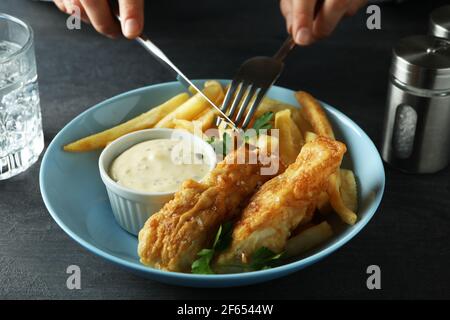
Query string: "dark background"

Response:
xmin=1 ymin=0 xmax=449 ymax=299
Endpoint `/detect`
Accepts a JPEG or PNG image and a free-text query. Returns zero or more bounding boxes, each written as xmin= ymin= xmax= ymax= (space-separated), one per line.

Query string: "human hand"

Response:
xmin=280 ymin=0 xmax=367 ymax=45
xmin=53 ymin=0 xmax=144 ymax=39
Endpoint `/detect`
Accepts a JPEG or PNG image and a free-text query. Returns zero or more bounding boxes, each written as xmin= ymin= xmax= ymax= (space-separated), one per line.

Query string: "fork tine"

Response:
xmin=234 ymin=85 xmax=257 ymax=126
xmin=241 ymin=87 xmax=268 ymax=129
xmin=227 ymin=81 xmax=249 ymax=120
xmin=215 ymin=80 xmax=240 ymax=126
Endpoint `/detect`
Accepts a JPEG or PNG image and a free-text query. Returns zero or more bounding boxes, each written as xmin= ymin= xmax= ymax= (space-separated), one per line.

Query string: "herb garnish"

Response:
xmin=206 ymin=112 xmax=274 ymax=157
xmin=205 ymin=132 xmax=233 ymax=158
xmin=252 ymin=111 xmax=274 ymax=133
xmin=205 ymin=136 xmax=216 ymax=145
xmin=191 ymin=222 xmax=233 ymax=274
xmin=222 ymin=132 xmax=232 ymax=156
xmin=191 ymin=248 xmax=215 ymax=274
xmin=249 ymin=247 xmax=284 ymax=271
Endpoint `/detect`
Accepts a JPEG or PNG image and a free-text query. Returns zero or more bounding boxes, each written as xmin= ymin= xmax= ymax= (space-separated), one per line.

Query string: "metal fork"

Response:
xmin=217 ymin=0 xmax=324 ymax=130
xmin=215 ymin=37 xmax=296 ymax=129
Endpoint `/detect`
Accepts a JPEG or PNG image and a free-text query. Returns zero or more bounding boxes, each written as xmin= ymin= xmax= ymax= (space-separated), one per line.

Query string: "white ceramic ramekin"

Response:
xmin=98 ymin=128 xmax=217 ymax=235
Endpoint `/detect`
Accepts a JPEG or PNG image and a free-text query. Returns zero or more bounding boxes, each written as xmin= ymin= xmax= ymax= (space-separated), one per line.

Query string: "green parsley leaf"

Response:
xmin=250 ymin=247 xmax=284 ymax=271
xmin=214 ymin=221 xmax=233 ymax=251
xmin=191 ymin=249 xmax=214 ymax=274
xmin=206 ymin=132 xmax=233 ymax=157
xmin=205 ymin=136 xmax=216 ymax=145
xmin=252 ymin=112 xmax=273 ymax=134
xmin=191 ymin=222 xmax=234 ymax=274
xmin=222 ymin=132 xmax=232 ymax=156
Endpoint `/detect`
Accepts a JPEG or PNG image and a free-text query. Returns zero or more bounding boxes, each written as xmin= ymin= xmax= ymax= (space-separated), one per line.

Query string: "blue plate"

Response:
xmin=40 ymin=80 xmax=385 ymax=287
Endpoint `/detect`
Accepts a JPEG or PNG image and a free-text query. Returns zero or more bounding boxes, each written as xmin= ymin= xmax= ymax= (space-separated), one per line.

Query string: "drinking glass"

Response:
xmin=0 ymin=13 xmax=43 ymax=180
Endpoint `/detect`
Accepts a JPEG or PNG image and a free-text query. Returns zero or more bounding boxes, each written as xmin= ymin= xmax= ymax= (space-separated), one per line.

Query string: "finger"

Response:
xmin=280 ymin=0 xmax=294 ymax=34
xmin=63 ymin=0 xmax=73 ymax=12
xmin=70 ymin=0 xmax=90 ymax=23
xmin=292 ymin=0 xmax=317 ymax=46
xmin=53 ymin=0 xmax=67 ymax=13
xmin=346 ymin=0 xmax=367 ymax=17
xmin=313 ymin=0 xmax=350 ymax=39
xmin=80 ymin=0 xmax=121 ymax=38
xmin=118 ymin=0 xmax=144 ymax=39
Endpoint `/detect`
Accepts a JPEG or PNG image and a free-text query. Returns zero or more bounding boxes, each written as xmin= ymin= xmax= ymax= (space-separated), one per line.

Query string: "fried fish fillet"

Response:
xmin=138 ymin=145 xmax=279 ymax=272
xmin=215 ymin=137 xmax=346 ymax=268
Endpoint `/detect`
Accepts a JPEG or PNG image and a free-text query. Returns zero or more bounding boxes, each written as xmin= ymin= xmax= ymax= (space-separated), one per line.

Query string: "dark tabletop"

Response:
xmin=1 ymin=0 xmax=449 ymax=300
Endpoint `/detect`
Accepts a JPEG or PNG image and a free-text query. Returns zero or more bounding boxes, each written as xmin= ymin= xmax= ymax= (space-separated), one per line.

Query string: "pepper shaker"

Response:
xmin=430 ymin=5 xmax=450 ymax=39
xmin=381 ymin=35 xmax=450 ymax=173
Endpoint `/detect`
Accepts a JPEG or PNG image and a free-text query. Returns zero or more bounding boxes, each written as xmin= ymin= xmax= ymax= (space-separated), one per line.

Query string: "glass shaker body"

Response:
xmin=382 ymin=76 xmax=450 ymax=173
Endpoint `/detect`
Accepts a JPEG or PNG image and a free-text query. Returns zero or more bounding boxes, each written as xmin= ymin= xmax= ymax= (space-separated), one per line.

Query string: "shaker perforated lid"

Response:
xmin=391 ymin=35 xmax=450 ymax=90
xmin=430 ymin=5 xmax=450 ymax=39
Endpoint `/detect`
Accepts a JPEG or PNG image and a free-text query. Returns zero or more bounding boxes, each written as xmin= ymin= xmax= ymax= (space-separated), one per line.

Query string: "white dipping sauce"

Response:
xmin=109 ymin=139 xmax=210 ymax=193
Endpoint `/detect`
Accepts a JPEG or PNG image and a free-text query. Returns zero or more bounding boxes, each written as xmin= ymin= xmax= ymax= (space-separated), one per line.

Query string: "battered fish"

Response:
xmin=138 ymin=145 xmax=279 ymax=272
xmin=215 ymin=137 xmax=346 ymax=268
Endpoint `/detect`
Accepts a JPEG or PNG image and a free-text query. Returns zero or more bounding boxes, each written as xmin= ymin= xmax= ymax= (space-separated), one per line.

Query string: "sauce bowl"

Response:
xmin=98 ymin=128 xmax=217 ymax=235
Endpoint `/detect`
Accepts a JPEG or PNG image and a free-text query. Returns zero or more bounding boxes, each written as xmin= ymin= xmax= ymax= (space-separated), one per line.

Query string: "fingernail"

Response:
xmin=295 ymin=27 xmax=311 ymax=45
xmin=124 ymin=18 xmax=140 ymax=38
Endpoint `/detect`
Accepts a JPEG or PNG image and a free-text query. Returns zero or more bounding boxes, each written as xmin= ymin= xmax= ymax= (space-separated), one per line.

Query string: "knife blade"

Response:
xmin=135 ymin=34 xmax=237 ymax=129
xmin=111 ymin=8 xmax=237 ymax=130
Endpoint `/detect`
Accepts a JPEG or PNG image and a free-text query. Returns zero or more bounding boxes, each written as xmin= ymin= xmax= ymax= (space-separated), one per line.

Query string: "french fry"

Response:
xmin=205 ymin=80 xmax=225 ymax=106
xmin=255 ymin=98 xmax=301 ymax=127
xmin=285 ymin=221 xmax=334 ymax=258
xmin=188 ymin=85 xmax=197 ymax=95
xmin=204 ymin=80 xmax=222 ymax=89
xmin=63 ymin=93 xmax=189 ymax=152
xmin=340 ymin=169 xmax=358 ymax=212
xmin=297 ymin=112 xmax=314 ymax=135
xmin=327 ymin=173 xmax=357 ymax=225
xmin=188 ymin=80 xmax=224 ymax=94
xmin=295 ymin=91 xmax=335 ymax=139
xmin=304 ymin=131 xmax=318 ymax=143
xmin=194 ymin=108 xmax=219 ymax=131
xmin=194 ymin=81 xmax=224 ymax=132
xmin=275 ymin=109 xmax=304 ymax=166
xmin=173 ymin=119 xmax=195 ymax=133
xmin=155 ymin=82 xmax=223 ymax=128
